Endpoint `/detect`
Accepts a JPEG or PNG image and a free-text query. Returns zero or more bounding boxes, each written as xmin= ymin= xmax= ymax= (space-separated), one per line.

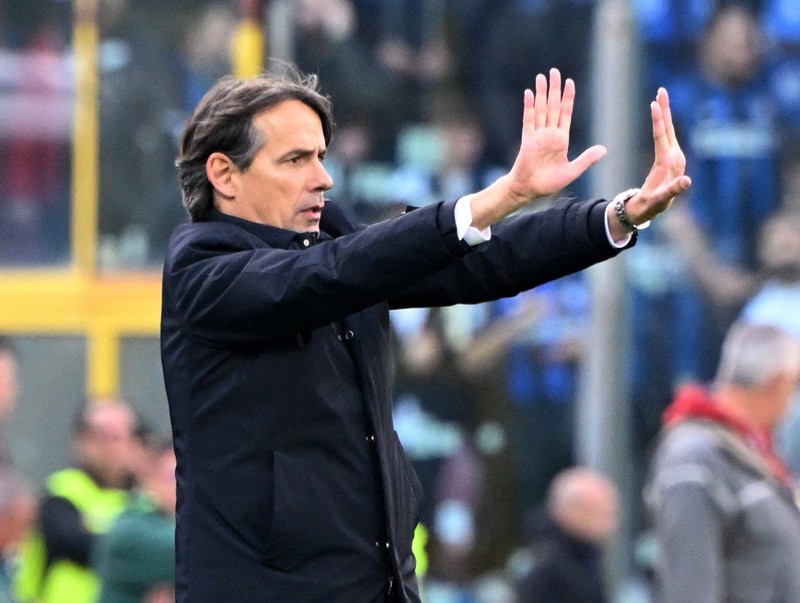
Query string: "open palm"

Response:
xmin=507 ymin=69 xmax=607 ymax=205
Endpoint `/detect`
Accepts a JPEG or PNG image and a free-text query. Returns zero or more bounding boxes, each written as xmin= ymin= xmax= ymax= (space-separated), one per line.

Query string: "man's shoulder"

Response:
xmin=654 ymin=420 xmax=723 ymax=464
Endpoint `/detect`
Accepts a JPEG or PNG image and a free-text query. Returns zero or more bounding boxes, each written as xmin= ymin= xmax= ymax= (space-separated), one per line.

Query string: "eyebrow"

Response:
xmin=278 ymin=147 xmax=327 ymax=162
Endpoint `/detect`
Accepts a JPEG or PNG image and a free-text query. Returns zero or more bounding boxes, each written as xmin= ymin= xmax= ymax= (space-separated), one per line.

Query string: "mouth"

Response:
xmin=301 ymin=204 xmax=324 ymax=220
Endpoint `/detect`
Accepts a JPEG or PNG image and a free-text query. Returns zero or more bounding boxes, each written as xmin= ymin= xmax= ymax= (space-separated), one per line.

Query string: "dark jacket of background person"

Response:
xmin=160 ymin=195 xmax=623 ymax=603
xmin=517 ymin=518 xmax=605 ymax=603
xmin=516 ymin=467 xmax=618 ymax=603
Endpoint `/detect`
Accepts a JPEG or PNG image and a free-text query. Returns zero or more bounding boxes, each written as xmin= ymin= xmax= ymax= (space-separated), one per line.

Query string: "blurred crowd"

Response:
xmin=2 ymin=0 xmax=800 ymax=602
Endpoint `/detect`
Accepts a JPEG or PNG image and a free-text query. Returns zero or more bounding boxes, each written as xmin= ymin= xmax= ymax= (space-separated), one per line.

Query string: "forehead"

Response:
xmin=86 ymin=404 xmax=133 ymax=431
xmin=254 ymin=99 xmax=325 ymax=149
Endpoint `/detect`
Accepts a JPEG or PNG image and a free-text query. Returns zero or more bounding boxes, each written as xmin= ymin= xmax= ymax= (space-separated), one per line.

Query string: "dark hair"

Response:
xmin=177 ymin=63 xmax=334 ymax=222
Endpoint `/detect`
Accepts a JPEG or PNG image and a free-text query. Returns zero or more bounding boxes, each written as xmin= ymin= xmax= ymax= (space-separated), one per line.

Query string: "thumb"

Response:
xmin=569 ymin=145 xmax=607 ymax=178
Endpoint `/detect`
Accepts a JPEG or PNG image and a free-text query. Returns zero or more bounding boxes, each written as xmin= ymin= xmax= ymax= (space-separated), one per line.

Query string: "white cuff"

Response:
xmin=455 ymin=197 xmax=491 ymax=246
xmin=605 ymin=188 xmax=644 ymax=248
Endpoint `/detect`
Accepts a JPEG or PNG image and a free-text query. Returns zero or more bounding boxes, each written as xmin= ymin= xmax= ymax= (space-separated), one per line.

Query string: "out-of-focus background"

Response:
xmin=2 ymin=0 xmax=800 ymax=601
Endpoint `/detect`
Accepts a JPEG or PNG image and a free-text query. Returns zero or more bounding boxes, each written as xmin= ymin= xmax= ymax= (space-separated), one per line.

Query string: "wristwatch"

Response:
xmin=613 ymin=188 xmax=650 ymax=234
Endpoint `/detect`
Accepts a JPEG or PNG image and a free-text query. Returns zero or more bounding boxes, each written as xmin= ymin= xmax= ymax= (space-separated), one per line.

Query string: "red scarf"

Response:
xmin=663 ymin=384 xmax=796 ymax=490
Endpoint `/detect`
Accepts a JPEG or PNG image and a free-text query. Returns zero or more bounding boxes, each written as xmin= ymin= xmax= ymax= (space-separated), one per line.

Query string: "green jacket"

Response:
xmin=94 ymin=491 xmax=175 ymax=603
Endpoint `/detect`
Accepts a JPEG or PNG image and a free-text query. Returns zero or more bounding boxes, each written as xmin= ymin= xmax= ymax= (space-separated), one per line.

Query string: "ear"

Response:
xmin=206 ymin=152 xmax=238 ymax=200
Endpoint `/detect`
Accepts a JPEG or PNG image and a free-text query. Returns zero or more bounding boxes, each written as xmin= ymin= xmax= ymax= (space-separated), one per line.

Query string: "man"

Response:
xmin=160 ymin=64 xmax=690 ymax=602
xmin=517 ymin=467 xmax=619 ymax=603
xmin=646 ymin=321 xmax=800 ymax=603
xmin=15 ymin=400 xmax=135 ymax=603
xmin=94 ymin=439 xmax=176 ymax=603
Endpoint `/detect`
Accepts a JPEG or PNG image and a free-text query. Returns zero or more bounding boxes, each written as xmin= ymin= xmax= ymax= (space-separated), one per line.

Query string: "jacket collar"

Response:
xmin=208 ymin=210 xmax=320 ymax=249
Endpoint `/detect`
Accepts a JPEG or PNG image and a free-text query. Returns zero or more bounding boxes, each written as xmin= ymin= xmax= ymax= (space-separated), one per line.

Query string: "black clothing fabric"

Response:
xmin=517 ymin=517 xmax=606 ymax=603
xmin=161 ymin=198 xmax=625 ymax=602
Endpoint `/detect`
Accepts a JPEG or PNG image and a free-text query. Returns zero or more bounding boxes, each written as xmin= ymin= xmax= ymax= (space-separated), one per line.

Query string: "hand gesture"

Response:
xmin=506 ymin=68 xmax=607 ymax=206
xmin=625 ymin=88 xmax=691 ymax=224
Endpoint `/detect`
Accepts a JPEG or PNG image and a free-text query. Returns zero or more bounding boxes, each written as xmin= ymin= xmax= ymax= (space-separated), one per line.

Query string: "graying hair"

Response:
xmin=177 ymin=63 xmax=334 ymax=222
xmin=714 ymin=321 xmax=800 ymax=388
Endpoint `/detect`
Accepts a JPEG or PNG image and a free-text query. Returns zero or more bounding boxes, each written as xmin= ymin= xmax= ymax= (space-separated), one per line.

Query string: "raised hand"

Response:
xmin=624 ymin=88 xmax=692 ymax=225
xmin=506 ymin=68 xmax=607 ymax=205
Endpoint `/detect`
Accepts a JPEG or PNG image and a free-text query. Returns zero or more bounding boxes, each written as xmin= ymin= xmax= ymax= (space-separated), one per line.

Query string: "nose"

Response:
xmin=315 ymin=161 xmax=334 ymax=192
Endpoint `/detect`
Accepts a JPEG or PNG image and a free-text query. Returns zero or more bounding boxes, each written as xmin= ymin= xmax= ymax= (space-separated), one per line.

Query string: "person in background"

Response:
xmin=94 ymin=439 xmax=176 ymax=603
xmin=646 ymin=321 xmax=800 ymax=603
xmin=14 ymin=399 xmax=135 ymax=603
xmin=0 ymin=338 xmax=20 ymax=468
xmin=516 ymin=467 xmax=619 ymax=603
xmin=0 ymin=469 xmax=36 ymax=603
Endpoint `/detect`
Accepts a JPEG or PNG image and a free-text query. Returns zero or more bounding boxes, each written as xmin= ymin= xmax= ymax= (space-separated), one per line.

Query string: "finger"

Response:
xmin=657 ymin=87 xmax=678 ymax=147
xmin=534 ymin=73 xmax=547 ymax=128
xmin=568 ymin=144 xmax=608 ymax=177
xmin=559 ymin=78 xmax=575 ymax=132
xmin=649 ymin=176 xmax=693 ymax=202
xmin=546 ymin=68 xmax=562 ymax=127
xmin=522 ymin=88 xmax=535 ymax=128
xmin=651 ymin=100 xmax=669 ymax=156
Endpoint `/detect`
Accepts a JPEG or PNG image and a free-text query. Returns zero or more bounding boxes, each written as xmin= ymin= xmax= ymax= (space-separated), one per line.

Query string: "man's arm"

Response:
xmin=39 ymin=496 xmax=95 ymax=566
xmin=654 ymin=482 xmax=726 ymax=603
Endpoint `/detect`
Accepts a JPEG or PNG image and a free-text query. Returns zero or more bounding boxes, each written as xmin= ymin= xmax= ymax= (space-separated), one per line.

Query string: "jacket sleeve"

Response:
xmin=388 ymin=197 xmax=629 ymax=309
xmin=162 ymin=201 xmax=468 ymax=345
xmin=39 ymin=495 xmax=94 ymax=567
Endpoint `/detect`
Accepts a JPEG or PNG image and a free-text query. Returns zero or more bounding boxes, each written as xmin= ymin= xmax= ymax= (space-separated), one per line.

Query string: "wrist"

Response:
xmin=612 ymin=188 xmax=650 ymax=233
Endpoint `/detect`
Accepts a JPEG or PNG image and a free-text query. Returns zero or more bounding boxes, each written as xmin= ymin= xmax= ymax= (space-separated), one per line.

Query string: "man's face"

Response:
xmin=79 ymin=403 xmax=135 ymax=486
xmin=221 ymin=99 xmax=333 ymax=233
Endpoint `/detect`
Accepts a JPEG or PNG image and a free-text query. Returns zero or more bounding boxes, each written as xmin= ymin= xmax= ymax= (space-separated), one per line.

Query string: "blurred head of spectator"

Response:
xmin=700 ymin=5 xmax=766 ymax=88
xmin=294 ymin=0 xmax=356 ymax=42
xmin=182 ymin=3 xmax=236 ymax=105
xmin=713 ymin=321 xmax=800 ymax=430
xmin=74 ymin=399 xmax=136 ymax=489
xmin=545 ymin=467 xmax=619 ymax=547
xmin=0 ymin=338 xmax=19 ymax=423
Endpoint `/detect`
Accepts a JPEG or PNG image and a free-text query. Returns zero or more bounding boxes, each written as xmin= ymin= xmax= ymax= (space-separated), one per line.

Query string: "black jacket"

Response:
xmin=160 ymin=198 xmax=624 ymax=602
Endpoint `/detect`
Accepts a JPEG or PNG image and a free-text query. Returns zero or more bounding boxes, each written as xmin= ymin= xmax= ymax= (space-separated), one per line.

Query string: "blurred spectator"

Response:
xmin=0 ymin=339 xmax=19 ymax=468
xmin=96 ymin=0 xmax=186 ymax=268
xmin=14 ymin=399 xmax=135 ymax=603
xmin=94 ymin=439 xmax=176 ymax=603
xmin=473 ymin=0 xmax=597 ymax=168
xmin=179 ymin=3 xmax=236 ymax=111
xmin=374 ymin=0 xmax=454 ymax=157
xmin=515 ymin=467 xmax=619 ymax=603
xmin=765 ymin=0 xmax=800 ymax=131
xmin=645 ymin=321 xmax=800 ymax=603
xmin=0 ymin=469 xmax=36 ymax=603
xmin=0 ymin=18 xmax=71 ymax=265
xmin=469 ymin=264 xmax=591 ymax=523
xmin=433 ymin=113 xmax=505 ymax=202
xmin=390 ymin=307 xmax=485 ymax=597
xmin=293 ymin=0 xmax=392 ymax=159
xmin=632 ymin=0 xmax=715 ymax=93
xmin=630 ymin=3 xmax=784 ymax=462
